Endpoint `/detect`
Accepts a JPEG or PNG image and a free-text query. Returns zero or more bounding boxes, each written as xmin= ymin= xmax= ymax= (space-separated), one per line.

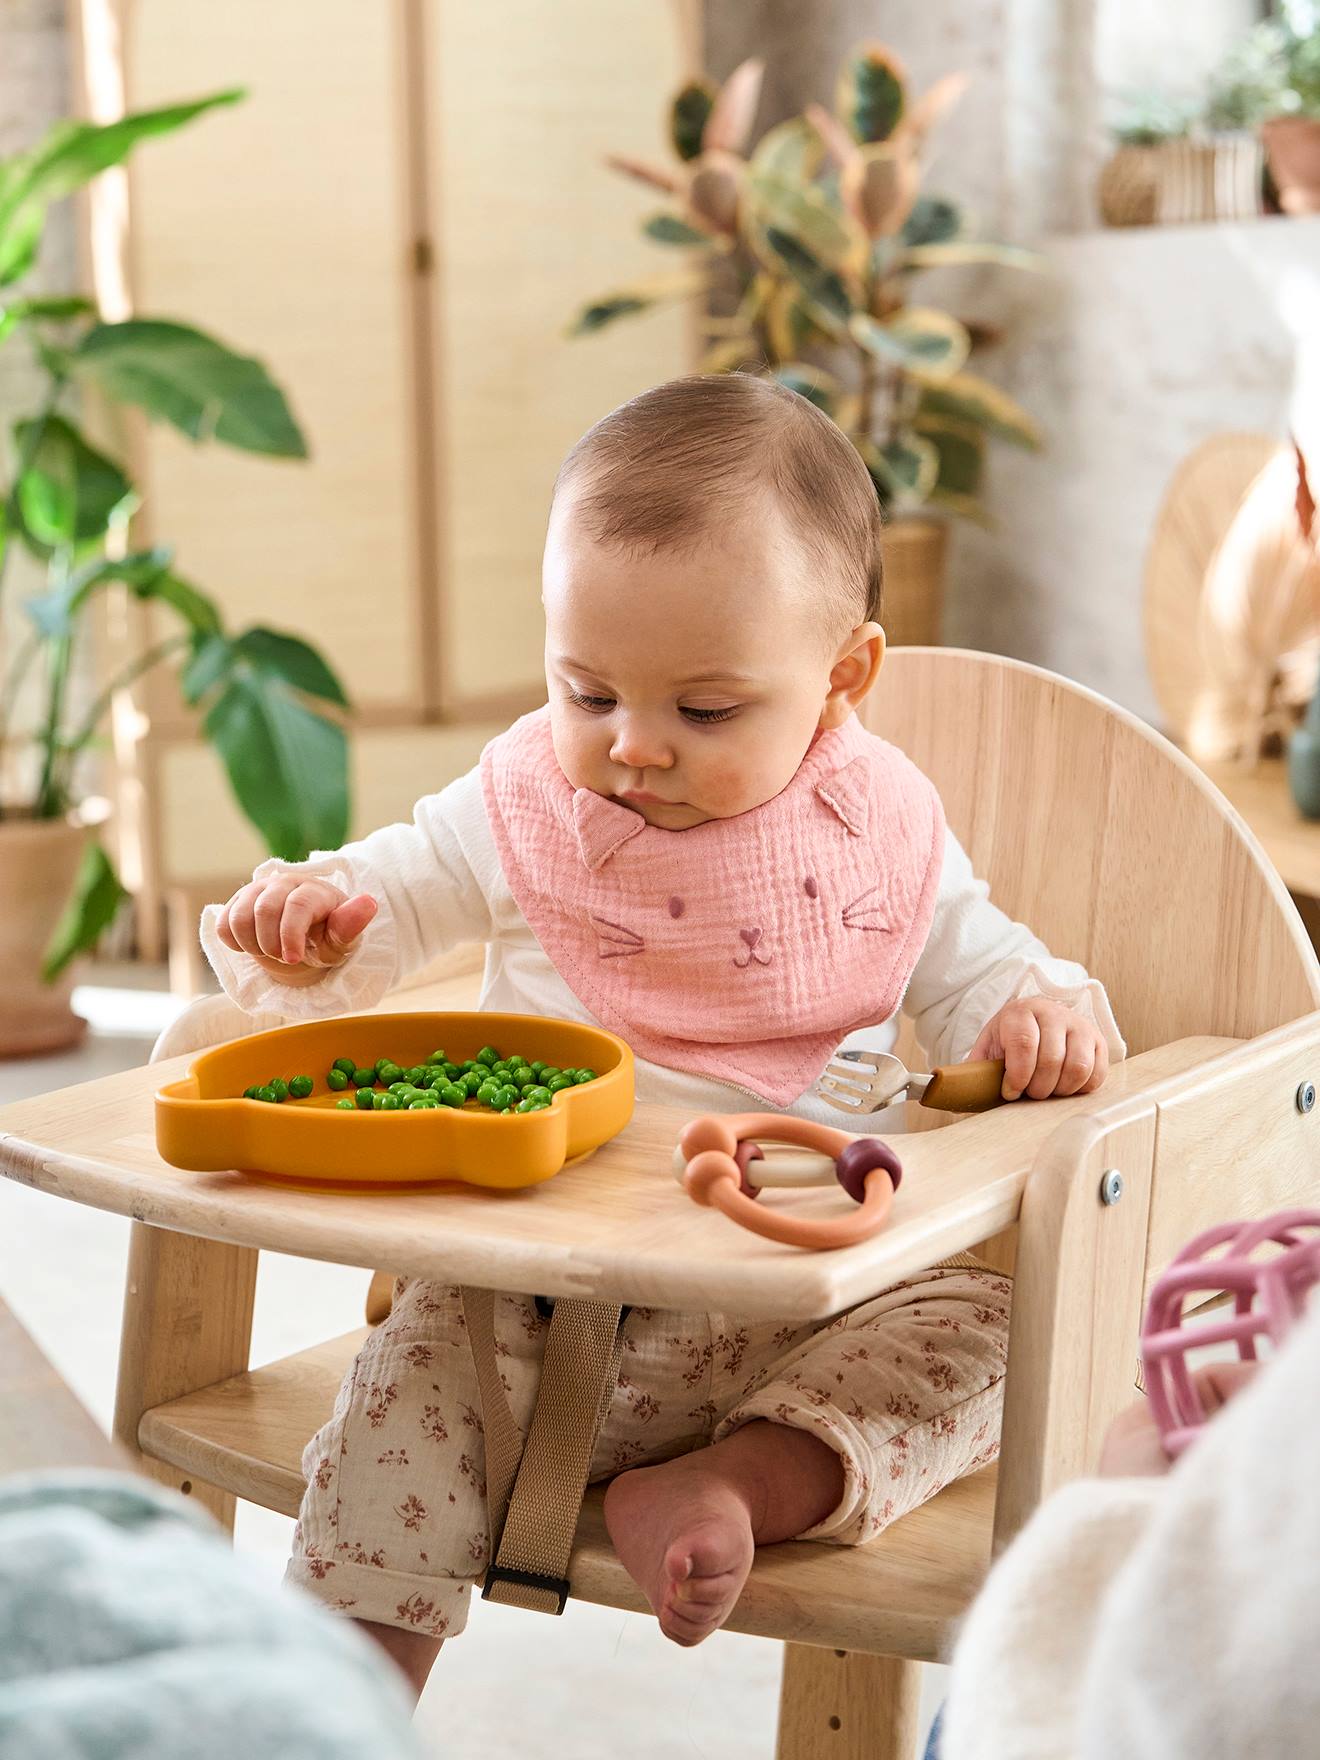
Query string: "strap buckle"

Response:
xmin=482 ymin=1562 xmax=571 ymax=1616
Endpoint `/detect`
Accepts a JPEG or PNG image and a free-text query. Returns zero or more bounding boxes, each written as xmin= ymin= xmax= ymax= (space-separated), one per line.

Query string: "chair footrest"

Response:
xmin=139 ymin=1328 xmax=995 ymax=1660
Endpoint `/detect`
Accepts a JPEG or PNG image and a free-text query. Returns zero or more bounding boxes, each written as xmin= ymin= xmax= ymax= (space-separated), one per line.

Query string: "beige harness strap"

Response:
xmin=461 ymin=1286 xmax=625 ymax=1615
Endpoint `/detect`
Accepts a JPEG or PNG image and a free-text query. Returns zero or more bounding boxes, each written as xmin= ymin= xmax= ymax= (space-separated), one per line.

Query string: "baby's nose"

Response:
xmin=739 ymin=926 xmax=762 ymax=949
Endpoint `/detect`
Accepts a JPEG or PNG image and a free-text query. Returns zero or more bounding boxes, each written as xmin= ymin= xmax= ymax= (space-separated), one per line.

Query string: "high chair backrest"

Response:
xmin=863 ymin=648 xmax=1320 ymax=1049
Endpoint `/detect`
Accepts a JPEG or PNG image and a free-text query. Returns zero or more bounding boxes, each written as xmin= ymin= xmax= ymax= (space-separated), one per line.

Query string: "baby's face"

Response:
xmin=542 ymin=491 xmax=879 ymax=828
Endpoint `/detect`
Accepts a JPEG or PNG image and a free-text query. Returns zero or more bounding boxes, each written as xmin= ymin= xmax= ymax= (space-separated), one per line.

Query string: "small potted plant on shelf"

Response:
xmin=568 ymin=43 xmax=1043 ymax=648
xmin=0 ymin=92 xmax=350 ymax=1055
xmin=1097 ymin=92 xmax=1265 ymax=227
xmin=1209 ymin=6 xmax=1320 ymax=214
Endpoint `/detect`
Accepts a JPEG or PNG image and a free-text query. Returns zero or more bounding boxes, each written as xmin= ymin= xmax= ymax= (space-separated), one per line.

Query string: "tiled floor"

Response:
xmin=0 ymin=974 xmax=944 ymax=1757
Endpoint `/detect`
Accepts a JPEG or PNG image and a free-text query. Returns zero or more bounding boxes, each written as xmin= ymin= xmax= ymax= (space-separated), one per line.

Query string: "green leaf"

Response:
xmin=642 ymin=211 xmax=712 ymax=247
xmin=568 ymin=294 xmax=651 ymax=336
xmin=838 ymin=48 xmax=906 ymax=144
xmin=181 ymin=632 xmax=235 ymax=704
xmin=914 ymin=371 xmax=1043 ymax=448
xmin=772 ymin=363 xmax=841 ymax=413
xmin=204 ymin=674 xmax=349 ymax=860
xmin=0 ymin=198 xmax=43 ymax=287
xmin=872 ymin=433 xmax=940 ymax=502
xmin=900 ymin=196 xmax=963 ymax=248
xmin=41 ymin=839 xmax=129 ymax=980
xmin=670 ymin=81 xmax=716 ymax=161
xmin=748 ymin=117 xmax=823 ymax=185
xmin=746 ymin=172 xmax=864 ymax=271
xmin=25 ymin=546 xmax=175 ymax=635
xmin=12 ymin=414 xmax=135 ymax=550
xmin=0 ymin=294 xmax=94 ymax=343
xmin=849 ymin=309 xmax=971 ymax=377
xmin=72 ymin=318 xmax=307 ymax=457
xmin=914 ymin=414 xmax=985 ymax=497
xmin=0 ymin=92 xmax=243 ymax=287
xmin=901 ymin=241 xmax=1046 ymax=273
xmin=234 ymin=626 xmax=349 ymax=707
xmin=760 ymin=227 xmax=854 ymax=330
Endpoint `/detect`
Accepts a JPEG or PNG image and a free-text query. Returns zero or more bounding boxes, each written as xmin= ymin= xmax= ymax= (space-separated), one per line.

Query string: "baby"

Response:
xmin=205 ymin=374 xmax=1124 ymax=1700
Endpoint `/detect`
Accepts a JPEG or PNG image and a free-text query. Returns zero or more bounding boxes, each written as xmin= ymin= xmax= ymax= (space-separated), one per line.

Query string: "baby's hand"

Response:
xmin=216 ymin=874 xmax=378 ymax=980
xmin=969 ymin=998 xmax=1109 ymax=1102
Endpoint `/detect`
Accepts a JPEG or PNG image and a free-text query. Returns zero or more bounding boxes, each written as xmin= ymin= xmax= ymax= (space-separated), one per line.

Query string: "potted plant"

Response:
xmin=568 ymin=43 xmax=1043 ymax=646
xmin=0 ymin=92 xmax=350 ymax=1054
xmin=1208 ymin=6 xmax=1320 ymax=212
xmin=1098 ymin=93 xmax=1264 ymax=227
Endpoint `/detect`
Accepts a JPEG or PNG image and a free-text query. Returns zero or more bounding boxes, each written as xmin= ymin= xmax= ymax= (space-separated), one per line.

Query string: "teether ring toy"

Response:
xmin=1141 ymin=1208 xmax=1320 ymax=1458
xmin=675 ymin=1113 xmax=902 ymax=1249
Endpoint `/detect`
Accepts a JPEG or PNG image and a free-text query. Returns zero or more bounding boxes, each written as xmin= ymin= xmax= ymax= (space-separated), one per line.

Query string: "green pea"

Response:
xmin=427 ymin=1048 xmax=447 ymax=1065
xmin=289 ymin=1074 xmax=314 ymax=1099
xmin=547 ymin=1074 xmax=573 ymax=1093
xmin=326 ymin=1068 xmax=349 ymax=1092
xmin=476 ymin=1046 xmax=499 ymax=1067
xmin=530 ymin=1062 xmax=546 ymax=1078
xmin=332 ymin=1057 xmax=357 ymax=1077
xmin=574 ymin=1068 xmax=597 ymax=1084
xmin=335 ymin=1097 xmax=356 ymax=1110
xmin=242 ymin=1085 xmax=260 ymax=1100
xmin=355 ymin=1087 xmax=375 ymax=1110
xmin=255 ymin=1085 xmax=278 ymax=1103
xmin=268 ymin=1078 xmax=289 ymax=1102
xmin=462 ymin=1071 xmax=484 ymax=1097
xmin=439 ymin=1061 xmax=458 ymax=1079
xmin=527 ymin=1086 xmax=551 ymax=1103
xmin=408 ymin=1096 xmax=437 ymax=1109
xmin=379 ymin=1093 xmax=402 ymax=1110
xmin=516 ymin=1098 xmax=539 ymax=1113
xmin=477 ymin=1081 xmax=500 ymax=1102
xmin=443 ymin=1083 xmax=467 ymax=1105
xmin=494 ymin=1085 xmax=519 ymax=1109
xmin=351 ymin=1067 xmax=376 ymax=1088
xmin=376 ymin=1061 xmax=402 ymax=1086
xmin=539 ymin=1067 xmax=560 ymax=1082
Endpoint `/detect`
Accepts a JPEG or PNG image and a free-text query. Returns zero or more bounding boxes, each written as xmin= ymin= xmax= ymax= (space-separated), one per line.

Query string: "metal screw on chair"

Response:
xmin=1297 ymin=1081 xmax=1316 ymax=1115
xmin=1100 ymin=1168 xmax=1124 ymax=1206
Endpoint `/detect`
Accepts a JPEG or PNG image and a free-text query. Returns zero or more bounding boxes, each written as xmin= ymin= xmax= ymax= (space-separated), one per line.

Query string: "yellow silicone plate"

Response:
xmin=155 ymin=1011 xmax=635 ymax=1190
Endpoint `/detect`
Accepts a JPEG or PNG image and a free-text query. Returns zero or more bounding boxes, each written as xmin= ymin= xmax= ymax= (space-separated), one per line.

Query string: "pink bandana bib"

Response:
xmin=481 ymin=709 xmax=944 ymax=1105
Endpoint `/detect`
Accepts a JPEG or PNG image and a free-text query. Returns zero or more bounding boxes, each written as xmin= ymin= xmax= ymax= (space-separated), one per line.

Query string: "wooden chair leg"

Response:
xmin=776 ymin=1644 xmax=923 ymax=1760
xmin=113 ymin=1221 xmax=258 ymax=1533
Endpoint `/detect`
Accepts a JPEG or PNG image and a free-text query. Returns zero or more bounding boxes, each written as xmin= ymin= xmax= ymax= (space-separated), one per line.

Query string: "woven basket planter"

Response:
xmin=0 ymin=814 xmax=89 ymax=1058
xmin=881 ymin=516 xmax=948 ymax=648
xmin=1099 ymin=134 xmax=1264 ymax=227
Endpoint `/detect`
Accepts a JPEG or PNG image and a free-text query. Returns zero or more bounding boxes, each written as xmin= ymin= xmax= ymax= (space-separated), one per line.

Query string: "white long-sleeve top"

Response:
xmin=941 ymin=1295 xmax=1320 ymax=1760
xmin=201 ymin=766 xmax=1125 ymax=1126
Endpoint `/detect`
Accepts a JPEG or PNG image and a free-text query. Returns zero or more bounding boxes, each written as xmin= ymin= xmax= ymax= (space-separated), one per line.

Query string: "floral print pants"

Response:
xmin=286 ymin=1265 xmax=1011 ymax=1638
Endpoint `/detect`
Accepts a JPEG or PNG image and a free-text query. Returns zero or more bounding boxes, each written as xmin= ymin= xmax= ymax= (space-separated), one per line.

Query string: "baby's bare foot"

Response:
xmin=603 ymin=1451 xmax=758 ymax=1646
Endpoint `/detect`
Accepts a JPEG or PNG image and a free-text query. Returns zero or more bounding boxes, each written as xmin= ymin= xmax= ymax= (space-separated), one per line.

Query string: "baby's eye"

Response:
xmin=679 ymin=704 xmax=739 ymax=724
xmin=567 ymin=690 xmax=615 ymax=714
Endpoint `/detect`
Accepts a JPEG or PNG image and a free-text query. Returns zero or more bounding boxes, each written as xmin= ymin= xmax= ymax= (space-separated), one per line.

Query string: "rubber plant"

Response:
xmin=570 ymin=44 xmax=1043 ymax=523
xmin=0 ymin=90 xmax=350 ymax=979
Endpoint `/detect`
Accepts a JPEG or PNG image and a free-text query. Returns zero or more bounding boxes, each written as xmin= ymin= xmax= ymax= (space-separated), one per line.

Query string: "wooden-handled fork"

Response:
xmin=815 ymin=1050 xmax=1008 ymax=1117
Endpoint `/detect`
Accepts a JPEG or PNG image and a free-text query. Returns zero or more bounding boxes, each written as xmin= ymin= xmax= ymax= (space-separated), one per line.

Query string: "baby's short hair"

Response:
xmin=553 ymin=374 xmax=884 ymax=633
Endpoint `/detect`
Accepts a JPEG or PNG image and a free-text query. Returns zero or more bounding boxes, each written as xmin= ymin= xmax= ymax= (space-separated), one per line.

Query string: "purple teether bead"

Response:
xmin=834 ymin=1137 xmax=902 ymax=1206
xmin=734 ymin=1140 xmax=764 ymax=1198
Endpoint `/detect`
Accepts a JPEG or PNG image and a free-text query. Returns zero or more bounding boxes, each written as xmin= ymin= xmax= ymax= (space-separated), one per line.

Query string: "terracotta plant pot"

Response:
xmin=1261 ymin=116 xmax=1320 ymax=215
xmin=881 ymin=516 xmax=949 ymax=647
xmin=0 ymin=815 xmax=90 ymax=1058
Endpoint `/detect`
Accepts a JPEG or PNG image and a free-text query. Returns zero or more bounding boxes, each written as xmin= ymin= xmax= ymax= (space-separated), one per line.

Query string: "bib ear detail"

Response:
xmin=572 ymin=790 xmax=647 ymax=871
xmin=814 ymin=755 xmax=871 ymax=837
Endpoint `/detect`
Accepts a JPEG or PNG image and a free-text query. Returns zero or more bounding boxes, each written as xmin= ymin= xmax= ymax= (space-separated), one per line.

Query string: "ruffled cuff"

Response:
xmin=198 ymin=856 xmax=398 ymax=1022
xmin=946 ymin=960 xmax=1127 ymax=1067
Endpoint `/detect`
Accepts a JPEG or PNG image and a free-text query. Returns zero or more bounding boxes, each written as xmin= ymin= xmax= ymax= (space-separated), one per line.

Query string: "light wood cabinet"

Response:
xmin=69 ymin=0 xmax=696 ymax=954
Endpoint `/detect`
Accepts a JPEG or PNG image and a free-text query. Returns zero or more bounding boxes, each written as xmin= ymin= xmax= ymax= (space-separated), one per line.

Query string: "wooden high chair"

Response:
xmin=4 ymin=647 xmax=1320 ymax=1760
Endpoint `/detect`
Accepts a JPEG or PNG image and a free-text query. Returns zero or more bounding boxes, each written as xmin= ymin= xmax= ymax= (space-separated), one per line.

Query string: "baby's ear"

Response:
xmin=814 ymin=756 xmax=870 ymax=837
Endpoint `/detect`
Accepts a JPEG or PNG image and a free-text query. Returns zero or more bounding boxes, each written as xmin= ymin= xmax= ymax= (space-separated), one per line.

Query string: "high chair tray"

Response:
xmin=155 ymin=1012 xmax=634 ymax=1190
